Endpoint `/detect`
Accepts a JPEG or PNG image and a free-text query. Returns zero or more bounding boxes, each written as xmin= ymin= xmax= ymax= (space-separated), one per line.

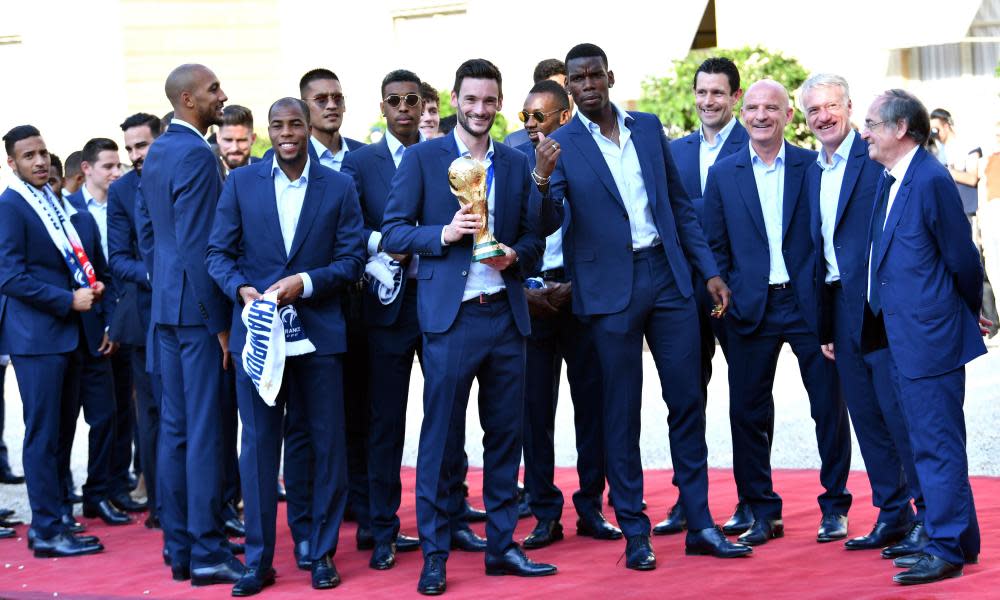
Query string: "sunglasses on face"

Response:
xmin=384 ymin=94 xmax=421 ymax=108
xmin=518 ymin=108 xmax=563 ymax=124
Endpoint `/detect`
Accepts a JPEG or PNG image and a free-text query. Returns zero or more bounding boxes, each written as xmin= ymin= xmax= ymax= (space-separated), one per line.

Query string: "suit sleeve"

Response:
xmin=702 ymin=167 xmax=732 ymax=281
xmin=87 ymin=216 xmax=115 ymax=330
xmin=303 ymin=183 xmax=365 ymax=298
xmin=0 ymin=203 xmax=75 ymax=316
xmin=925 ymin=172 xmax=985 ymax=315
xmin=108 ymin=184 xmax=150 ymax=289
xmin=135 ymin=185 xmax=155 ymax=284
xmin=340 ymin=152 xmax=377 ymax=255
xmin=381 ymin=149 xmax=448 ymax=256
xmin=660 ymin=126 xmax=719 ymax=281
xmin=510 ymin=156 xmax=544 ymax=278
xmin=206 ymin=175 xmax=249 ymax=300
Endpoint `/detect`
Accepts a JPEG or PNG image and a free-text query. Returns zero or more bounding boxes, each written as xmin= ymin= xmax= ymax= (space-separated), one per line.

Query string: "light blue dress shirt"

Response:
xmin=699 ymin=117 xmax=737 ymax=194
xmin=311 ymin=135 xmax=349 ymax=172
xmin=576 ymin=105 xmax=660 ymax=249
xmin=81 ymin=184 xmax=109 ymax=260
xmin=271 ymin=157 xmax=314 ymax=298
xmin=451 ymin=131 xmax=505 ymax=301
xmin=817 ymin=129 xmax=856 ymax=283
xmin=748 ymin=142 xmax=790 ymax=284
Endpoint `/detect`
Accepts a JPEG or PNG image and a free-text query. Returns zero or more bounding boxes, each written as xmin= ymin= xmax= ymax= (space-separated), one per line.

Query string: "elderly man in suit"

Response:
xmin=859 ymin=89 xmax=986 ymax=585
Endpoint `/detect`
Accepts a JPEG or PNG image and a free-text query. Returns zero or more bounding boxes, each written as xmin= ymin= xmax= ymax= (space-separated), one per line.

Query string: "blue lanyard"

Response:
xmin=485 ymin=161 xmax=494 ymax=200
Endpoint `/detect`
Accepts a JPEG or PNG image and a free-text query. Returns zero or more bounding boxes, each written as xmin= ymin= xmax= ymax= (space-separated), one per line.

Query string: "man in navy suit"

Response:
xmin=108 ymin=112 xmax=163 ymax=529
xmin=535 ymin=43 xmax=748 ymax=569
xmin=800 ymin=75 xmax=925 ymax=551
xmin=859 ymin=89 xmax=986 ymax=585
xmin=139 ymin=63 xmax=244 ymax=586
xmin=703 ymin=79 xmax=853 ymax=547
xmin=0 ymin=125 xmax=106 ymax=558
xmin=654 ymin=56 xmax=760 ymax=538
xmin=382 ymin=58 xmax=557 ymax=595
xmin=208 ymin=97 xmax=364 ymax=594
xmin=504 ymin=59 xmax=568 ymax=148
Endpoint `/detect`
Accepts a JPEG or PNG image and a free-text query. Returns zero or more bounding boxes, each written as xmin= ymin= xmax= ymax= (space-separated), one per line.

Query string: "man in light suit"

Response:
xmin=801 ymin=75 xmax=925 ymax=551
xmin=381 ymin=58 xmax=557 ymax=595
xmin=859 ymin=89 xmax=986 ymax=585
xmin=139 ymin=63 xmax=244 ymax=586
xmin=535 ymin=43 xmax=748 ymax=569
xmin=654 ymin=56 xmax=760 ymax=537
xmin=0 ymin=125 xmax=106 ymax=558
xmin=208 ymin=97 xmax=364 ymax=594
xmin=703 ymin=79 xmax=853 ymax=547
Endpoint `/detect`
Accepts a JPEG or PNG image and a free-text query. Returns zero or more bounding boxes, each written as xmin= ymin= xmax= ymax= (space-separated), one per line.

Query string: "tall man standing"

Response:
xmin=140 ymin=63 xmax=244 ymax=586
xmin=533 ymin=43 xmax=747 ymax=569
xmin=859 ymin=89 xmax=986 ymax=585
xmin=382 ymin=58 xmax=557 ymax=595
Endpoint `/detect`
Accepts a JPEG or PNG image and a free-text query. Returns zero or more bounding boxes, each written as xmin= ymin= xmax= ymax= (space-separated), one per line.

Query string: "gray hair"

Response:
xmin=876 ymin=89 xmax=931 ymax=146
xmin=797 ymin=73 xmax=850 ymax=111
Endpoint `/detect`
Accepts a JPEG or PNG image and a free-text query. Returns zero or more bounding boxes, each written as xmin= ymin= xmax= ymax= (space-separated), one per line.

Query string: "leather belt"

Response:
xmin=467 ymin=290 xmax=507 ymax=304
xmin=769 ymin=282 xmax=792 ymax=290
xmin=540 ymin=268 xmax=566 ymax=282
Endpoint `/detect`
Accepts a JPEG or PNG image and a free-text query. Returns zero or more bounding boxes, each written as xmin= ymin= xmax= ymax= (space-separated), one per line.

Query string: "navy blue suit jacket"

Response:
xmin=380 ymin=134 xmax=544 ymax=336
xmin=807 ymin=133 xmax=881 ymax=344
xmin=107 ymin=170 xmax=151 ymax=346
xmin=544 ymin=112 xmax=718 ymax=316
xmin=869 ymin=146 xmax=986 ymax=378
xmin=206 ymin=159 xmax=365 ymax=355
xmin=670 ymin=120 xmax=749 ymax=223
xmin=139 ymin=123 xmax=232 ymax=334
xmin=262 ymin=136 xmax=365 ymax=165
xmin=0 ymin=186 xmax=111 ymax=356
xmin=703 ymin=142 xmax=820 ymax=335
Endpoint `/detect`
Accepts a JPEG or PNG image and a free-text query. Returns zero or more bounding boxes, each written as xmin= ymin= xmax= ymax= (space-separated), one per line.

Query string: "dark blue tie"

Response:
xmin=868 ymin=172 xmax=895 ymax=315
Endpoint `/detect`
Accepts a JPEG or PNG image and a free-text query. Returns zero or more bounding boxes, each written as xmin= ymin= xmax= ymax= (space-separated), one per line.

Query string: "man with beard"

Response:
xmin=139 ymin=63 xmax=245 ymax=586
xmin=217 ymin=105 xmax=258 ymax=176
xmin=208 ymin=96 xmax=364 ymax=595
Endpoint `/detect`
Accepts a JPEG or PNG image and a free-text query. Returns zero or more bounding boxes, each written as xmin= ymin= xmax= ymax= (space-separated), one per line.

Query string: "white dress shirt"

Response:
xmin=271 ymin=157 xmax=314 ymax=298
xmin=749 ymin=142 xmax=791 ymax=284
xmin=381 ymin=130 xmax=424 ymax=279
xmin=699 ymin=117 xmax=737 ymax=194
xmin=81 ymin=184 xmax=109 ymax=260
xmin=817 ymin=129 xmax=856 ymax=283
xmin=867 ymin=144 xmax=919 ymax=300
xmin=171 ymin=118 xmax=211 ymax=148
xmin=576 ymin=105 xmax=660 ymax=249
xmin=312 ymin=136 xmax=350 ymax=172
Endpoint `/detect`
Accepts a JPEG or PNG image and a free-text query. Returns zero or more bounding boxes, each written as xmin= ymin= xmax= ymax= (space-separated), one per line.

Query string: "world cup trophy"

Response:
xmin=448 ymin=156 xmax=504 ymax=261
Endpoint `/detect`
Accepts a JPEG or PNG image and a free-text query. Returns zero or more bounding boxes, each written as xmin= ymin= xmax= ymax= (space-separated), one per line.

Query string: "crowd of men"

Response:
xmin=0 ymin=41 xmax=990 ymax=596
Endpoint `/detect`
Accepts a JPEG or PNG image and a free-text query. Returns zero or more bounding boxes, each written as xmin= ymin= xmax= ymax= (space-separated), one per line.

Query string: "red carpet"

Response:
xmin=0 ymin=468 xmax=994 ymax=599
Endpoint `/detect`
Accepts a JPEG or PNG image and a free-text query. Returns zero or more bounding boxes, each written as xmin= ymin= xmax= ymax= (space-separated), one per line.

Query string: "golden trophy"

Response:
xmin=448 ymin=156 xmax=505 ymax=261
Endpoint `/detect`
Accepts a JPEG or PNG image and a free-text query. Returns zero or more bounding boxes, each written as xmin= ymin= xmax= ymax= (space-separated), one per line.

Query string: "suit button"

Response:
xmin=461 ymin=270 xmax=468 ymax=277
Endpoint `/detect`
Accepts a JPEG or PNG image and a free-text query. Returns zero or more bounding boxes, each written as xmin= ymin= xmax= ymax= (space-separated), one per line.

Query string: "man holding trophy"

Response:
xmin=381 ymin=58 xmax=558 ymax=595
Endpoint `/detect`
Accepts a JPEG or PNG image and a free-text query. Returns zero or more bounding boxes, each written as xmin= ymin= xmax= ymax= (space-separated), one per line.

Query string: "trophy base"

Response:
xmin=472 ymin=240 xmax=505 ymax=262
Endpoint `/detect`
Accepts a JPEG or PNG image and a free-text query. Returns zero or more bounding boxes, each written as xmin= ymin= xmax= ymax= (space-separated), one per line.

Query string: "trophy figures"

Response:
xmin=448 ymin=156 xmax=505 ymax=261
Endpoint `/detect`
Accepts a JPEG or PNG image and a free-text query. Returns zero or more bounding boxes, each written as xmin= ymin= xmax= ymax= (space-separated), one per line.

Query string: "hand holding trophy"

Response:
xmin=448 ymin=156 xmax=505 ymax=261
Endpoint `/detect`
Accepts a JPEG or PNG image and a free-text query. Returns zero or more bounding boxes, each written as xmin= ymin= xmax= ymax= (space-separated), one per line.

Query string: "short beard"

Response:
xmin=457 ymin=111 xmax=494 ymax=139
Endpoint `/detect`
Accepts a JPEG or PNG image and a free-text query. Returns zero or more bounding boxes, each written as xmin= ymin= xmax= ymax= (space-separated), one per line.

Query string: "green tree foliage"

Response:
xmin=438 ymin=89 xmax=510 ymax=143
xmin=638 ymin=46 xmax=812 ymax=146
xmin=251 ymin=133 xmax=271 ymax=157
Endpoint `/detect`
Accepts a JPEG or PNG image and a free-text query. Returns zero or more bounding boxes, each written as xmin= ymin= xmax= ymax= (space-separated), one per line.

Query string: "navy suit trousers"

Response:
xmin=130 ymin=345 xmax=161 ymax=519
xmin=417 ymin=299 xmax=524 ymax=558
xmin=110 ymin=346 xmax=134 ymax=496
xmin=590 ymin=248 xmax=712 ymax=535
xmin=523 ymin=297 xmax=605 ymax=521
xmin=0 ymin=364 xmax=8 ymax=468
xmin=727 ymin=287 xmax=852 ymax=520
xmin=157 ymin=324 xmax=232 ymax=568
xmin=60 ymin=352 xmax=115 ymax=510
xmin=238 ymin=353 xmax=347 ymax=570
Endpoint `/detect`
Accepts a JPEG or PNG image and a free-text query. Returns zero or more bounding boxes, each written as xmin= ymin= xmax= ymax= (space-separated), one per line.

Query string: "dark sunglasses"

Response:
xmin=384 ymin=94 xmax=421 ymax=108
xmin=518 ymin=108 xmax=563 ymax=123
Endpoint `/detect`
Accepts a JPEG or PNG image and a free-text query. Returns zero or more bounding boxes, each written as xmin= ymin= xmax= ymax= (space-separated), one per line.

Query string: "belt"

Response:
xmin=466 ymin=289 xmax=507 ymax=304
xmin=540 ymin=268 xmax=566 ymax=282
xmin=769 ymin=282 xmax=792 ymax=290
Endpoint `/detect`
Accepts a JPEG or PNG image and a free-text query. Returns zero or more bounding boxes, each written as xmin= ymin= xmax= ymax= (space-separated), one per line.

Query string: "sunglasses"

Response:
xmin=518 ymin=108 xmax=563 ymax=124
xmin=384 ymin=94 xmax=421 ymax=108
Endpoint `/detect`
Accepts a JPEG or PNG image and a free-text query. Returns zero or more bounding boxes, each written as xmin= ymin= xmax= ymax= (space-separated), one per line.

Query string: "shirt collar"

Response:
xmin=817 ymin=129 xmax=856 ymax=170
xmin=453 ymin=129 xmax=494 ymax=162
xmin=171 ymin=118 xmax=208 ymax=144
xmin=699 ymin=116 xmax=737 ymax=148
xmin=576 ymin=102 xmax=632 ymax=134
xmin=888 ymin=144 xmax=920 ymax=183
xmin=749 ymin=140 xmax=786 ymax=167
xmin=271 ymin=156 xmax=311 ymax=185
xmin=384 ymin=129 xmax=425 ymax=159
xmin=81 ymin=183 xmax=103 ymax=206
xmin=311 ymin=135 xmax=349 ymax=159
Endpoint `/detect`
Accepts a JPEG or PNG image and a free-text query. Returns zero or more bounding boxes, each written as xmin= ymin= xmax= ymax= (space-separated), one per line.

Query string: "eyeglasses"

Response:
xmin=518 ymin=109 xmax=564 ymax=124
xmin=310 ymin=94 xmax=345 ymax=108
xmin=384 ymin=94 xmax=420 ymax=108
xmin=863 ymin=119 xmax=887 ymax=131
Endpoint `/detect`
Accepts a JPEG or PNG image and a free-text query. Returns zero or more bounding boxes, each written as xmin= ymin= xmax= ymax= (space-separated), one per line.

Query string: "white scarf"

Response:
xmin=241 ymin=291 xmax=315 ymax=406
xmin=364 ymin=252 xmax=403 ymax=305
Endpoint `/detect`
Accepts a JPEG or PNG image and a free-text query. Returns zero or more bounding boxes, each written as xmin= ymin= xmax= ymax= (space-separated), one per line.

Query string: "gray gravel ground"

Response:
xmin=1 ymin=344 xmax=997 ymax=519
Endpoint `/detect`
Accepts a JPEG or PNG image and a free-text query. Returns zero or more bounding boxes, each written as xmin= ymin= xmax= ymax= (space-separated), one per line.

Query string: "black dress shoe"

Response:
xmin=817 ymin=514 xmax=848 ymax=543
xmin=0 ymin=514 xmax=24 ymax=527
xmin=172 ymin=564 xmax=191 ymax=581
xmin=722 ymin=502 xmax=754 ymax=535
xmin=66 ymin=491 xmax=83 ymax=504
xmin=881 ymin=522 xmax=929 ymax=559
xmin=191 ymin=557 xmax=246 ymax=586
xmin=32 ymin=532 xmax=104 ymax=558
xmin=396 ymin=532 xmax=420 ymax=552
xmin=311 ymin=556 xmax=340 ymax=589
xmin=576 ymin=512 xmax=623 ymax=540
xmin=845 ymin=520 xmax=911 ymax=550
xmin=163 ymin=547 xmax=171 ymax=566
xmin=145 ymin=514 xmax=161 ymax=529
xmin=229 ymin=540 xmax=246 ymax=555
xmin=451 ymin=526 xmax=487 ymax=552
xmin=356 ymin=527 xmax=375 ymax=550
xmin=737 ymin=518 xmax=784 ymax=546
xmin=60 ymin=514 xmax=86 ymax=533
xmin=1 ymin=527 xmax=16 ymax=539
xmin=523 ymin=519 xmax=564 ymax=549
xmin=225 ymin=517 xmax=246 ymax=538
xmin=624 ymin=535 xmax=656 ymax=571
xmin=27 ymin=528 xmax=100 ymax=549
xmin=83 ymin=500 xmax=131 ymax=525
xmin=686 ymin=526 xmax=753 ymax=558
xmin=232 ymin=567 xmax=276 ymax=597
xmin=0 ymin=508 xmax=14 ymax=519
xmin=294 ymin=540 xmax=311 ymax=570
xmin=895 ymin=552 xmax=978 ymax=568
xmin=486 ymin=544 xmax=557 ymax=576
xmin=462 ymin=500 xmax=487 ymax=523
xmin=893 ymin=553 xmax=962 ymax=585
xmin=111 ymin=492 xmax=148 ymax=513
xmin=0 ymin=466 xmax=25 ymax=485
xmin=417 ymin=555 xmax=446 ymax=595
xmin=370 ymin=542 xmax=396 ymax=570
xmin=653 ymin=502 xmax=686 ymax=535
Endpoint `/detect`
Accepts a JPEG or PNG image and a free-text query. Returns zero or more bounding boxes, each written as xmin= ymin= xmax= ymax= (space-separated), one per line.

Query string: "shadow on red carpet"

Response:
xmin=0 ymin=468 xmax=993 ymax=599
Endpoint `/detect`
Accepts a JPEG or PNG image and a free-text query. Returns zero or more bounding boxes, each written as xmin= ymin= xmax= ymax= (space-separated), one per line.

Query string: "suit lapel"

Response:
xmin=782 ymin=143 xmax=805 ymax=240
xmin=492 ymin=147 xmax=511 ymax=239
xmin=374 ymin=140 xmax=396 ymax=190
xmin=565 ymin=116 xmax=626 ymax=212
xmin=255 ymin=163 xmax=288 ymax=262
xmin=735 ymin=151 xmax=768 ymax=242
xmin=286 ymin=162 xmax=325 ymax=263
xmin=876 ymin=149 xmax=922 ymax=269
xmin=834 ymin=134 xmax=865 ymax=231
xmin=627 ymin=115 xmax=658 ymax=214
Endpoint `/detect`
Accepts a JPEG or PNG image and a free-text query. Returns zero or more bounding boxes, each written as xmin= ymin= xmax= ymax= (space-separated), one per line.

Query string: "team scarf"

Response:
xmin=7 ymin=177 xmax=97 ymax=288
xmin=241 ymin=291 xmax=315 ymax=406
xmin=364 ymin=252 xmax=403 ymax=305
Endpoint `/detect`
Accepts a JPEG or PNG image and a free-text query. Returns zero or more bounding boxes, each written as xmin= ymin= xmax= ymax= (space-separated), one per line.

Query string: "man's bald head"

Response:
xmin=165 ymin=64 xmax=211 ymax=106
xmin=268 ymin=97 xmax=310 ymax=125
xmin=742 ymin=78 xmax=794 ymax=153
xmin=163 ymin=63 xmax=227 ymax=133
xmin=745 ymin=79 xmax=790 ymax=111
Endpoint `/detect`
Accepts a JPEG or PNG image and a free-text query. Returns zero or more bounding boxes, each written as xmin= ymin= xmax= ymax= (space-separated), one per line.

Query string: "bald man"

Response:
xmin=139 ymin=63 xmax=246 ymax=585
xmin=702 ymin=80 xmax=852 ymax=546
